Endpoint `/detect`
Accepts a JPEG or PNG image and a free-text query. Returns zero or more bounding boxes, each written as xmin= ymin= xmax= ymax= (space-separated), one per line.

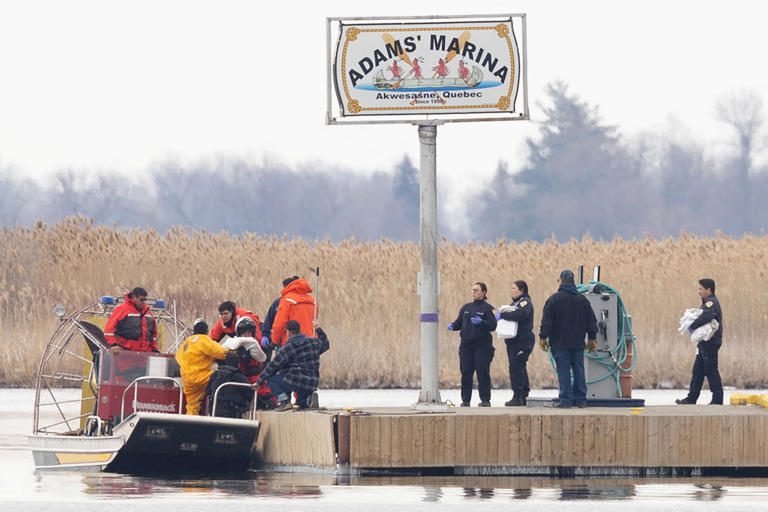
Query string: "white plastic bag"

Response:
xmin=496 ymin=304 xmax=518 ymax=339
xmin=678 ymin=308 xmax=719 ymax=344
xmin=221 ymin=336 xmax=266 ymax=362
xmin=691 ymin=320 xmax=719 ymax=343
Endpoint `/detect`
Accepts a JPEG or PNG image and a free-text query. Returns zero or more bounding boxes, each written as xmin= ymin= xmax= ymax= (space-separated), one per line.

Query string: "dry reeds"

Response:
xmin=1 ymin=216 xmax=767 ymax=389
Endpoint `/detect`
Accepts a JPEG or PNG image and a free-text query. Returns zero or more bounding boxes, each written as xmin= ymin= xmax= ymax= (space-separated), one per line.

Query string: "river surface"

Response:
xmin=3 ymin=388 xmax=768 ymax=511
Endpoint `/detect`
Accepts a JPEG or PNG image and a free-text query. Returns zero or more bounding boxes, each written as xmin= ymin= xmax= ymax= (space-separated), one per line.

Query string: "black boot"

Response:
xmin=675 ymin=396 xmax=696 ymax=405
xmin=709 ymin=392 xmax=723 ymax=405
xmin=505 ymin=390 xmax=524 ymax=407
xmin=522 ymin=390 xmax=529 ymax=406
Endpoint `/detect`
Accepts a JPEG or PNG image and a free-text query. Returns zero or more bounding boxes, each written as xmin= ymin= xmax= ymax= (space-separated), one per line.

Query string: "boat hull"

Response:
xmin=29 ymin=434 xmax=123 ymax=471
xmin=30 ymin=412 xmax=260 ymax=474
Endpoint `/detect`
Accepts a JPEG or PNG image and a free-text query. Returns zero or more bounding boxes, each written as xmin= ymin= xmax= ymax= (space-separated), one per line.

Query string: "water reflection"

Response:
xmin=692 ymin=483 xmax=725 ymax=501
xmin=332 ymin=475 xmax=752 ymax=504
xmin=556 ymin=482 xmax=635 ymax=500
xmin=421 ymin=485 xmax=443 ymax=502
xmin=78 ymin=471 xmax=325 ymax=499
xmin=10 ymin=466 xmax=768 ymax=507
xmin=462 ymin=486 xmax=494 ymax=499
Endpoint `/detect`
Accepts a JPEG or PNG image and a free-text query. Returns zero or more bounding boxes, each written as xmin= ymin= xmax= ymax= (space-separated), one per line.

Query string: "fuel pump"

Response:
xmin=579 ymin=266 xmax=643 ymax=406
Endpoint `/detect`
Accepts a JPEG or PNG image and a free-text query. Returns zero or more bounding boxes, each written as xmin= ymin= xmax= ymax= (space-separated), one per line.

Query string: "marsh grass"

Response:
xmin=2 ymin=216 xmax=767 ymax=389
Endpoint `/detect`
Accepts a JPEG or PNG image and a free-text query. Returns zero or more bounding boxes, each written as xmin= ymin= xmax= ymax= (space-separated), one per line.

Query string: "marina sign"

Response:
xmin=329 ymin=16 xmax=526 ymax=121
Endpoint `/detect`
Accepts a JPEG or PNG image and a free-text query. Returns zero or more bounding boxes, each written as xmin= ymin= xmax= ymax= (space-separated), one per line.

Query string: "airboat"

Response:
xmin=29 ymin=296 xmax=261 ymax=474
xmin=372 ymin=65 xmax=483 ymax=89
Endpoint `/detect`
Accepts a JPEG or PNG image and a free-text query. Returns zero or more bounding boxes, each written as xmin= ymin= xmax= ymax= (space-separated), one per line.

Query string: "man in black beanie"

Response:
xmin=539 ymin=269 xmax=598 ymax=408
xmin=175 ymin=318 xmax=231 ymax=415
xmin=258 ymin=319 xmax=329 ymax=411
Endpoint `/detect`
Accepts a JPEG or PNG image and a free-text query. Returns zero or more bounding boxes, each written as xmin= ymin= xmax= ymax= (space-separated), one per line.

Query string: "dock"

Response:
xmin=254 ymin=405 xmax=768 ymax=476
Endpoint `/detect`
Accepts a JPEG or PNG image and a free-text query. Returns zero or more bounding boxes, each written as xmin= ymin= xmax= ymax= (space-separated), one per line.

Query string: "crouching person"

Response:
xmin=257 ymin=320 xmax=329 ymax=411
xmin=175 ymin=319 xmax=232 ymax=415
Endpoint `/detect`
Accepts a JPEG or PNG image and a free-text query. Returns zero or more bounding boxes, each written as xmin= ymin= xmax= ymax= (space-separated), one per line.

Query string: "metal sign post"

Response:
xmin=327 ymin=14 xmax=528 ymax=407
xmin=417 ymin=123 xmax=440 ymax=403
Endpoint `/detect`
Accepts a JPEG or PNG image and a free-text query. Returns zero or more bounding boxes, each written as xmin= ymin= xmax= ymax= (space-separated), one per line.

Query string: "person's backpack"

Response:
xmin=205 ymin=363 xmax=253 ymax=418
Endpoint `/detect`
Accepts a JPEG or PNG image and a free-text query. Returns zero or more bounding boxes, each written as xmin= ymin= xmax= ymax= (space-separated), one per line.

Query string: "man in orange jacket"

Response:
xmin=210 ymin=301 xmax=262 ymax=342
xmin=271 ymin=277 xmax=316 ymax=347
xmin=104 ymin=287 xmax=159 ymax=352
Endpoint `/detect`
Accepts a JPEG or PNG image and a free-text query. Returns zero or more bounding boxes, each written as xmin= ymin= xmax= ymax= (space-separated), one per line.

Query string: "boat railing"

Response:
xmin=211 ymin=382 xmax=258 ymax=420
xmin=120 ymin=376 xmax=184 ymax=421
xmin=84 ymin=415 xmax=105 ymax=437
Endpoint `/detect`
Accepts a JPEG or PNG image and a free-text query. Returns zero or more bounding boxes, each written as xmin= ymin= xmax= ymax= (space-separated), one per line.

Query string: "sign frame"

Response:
xmin=326 ymin=14 xmax=528 ymax=126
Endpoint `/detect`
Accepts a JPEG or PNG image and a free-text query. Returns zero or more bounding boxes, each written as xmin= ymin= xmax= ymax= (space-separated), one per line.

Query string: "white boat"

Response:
xmin=372 ymin=65 xmax=483 ymax=89
xmin=29 ymin=296 xmax=261 ymax=474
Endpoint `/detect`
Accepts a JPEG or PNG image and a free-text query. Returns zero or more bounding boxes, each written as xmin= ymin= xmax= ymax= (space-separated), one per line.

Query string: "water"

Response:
xmin=3 ymin=388 xmax=768 ymax=511
xmin=355 ymin=81 xmax=503 ymax=92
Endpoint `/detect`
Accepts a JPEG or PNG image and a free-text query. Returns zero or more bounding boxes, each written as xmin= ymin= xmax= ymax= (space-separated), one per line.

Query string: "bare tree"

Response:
xmin=716 ymin=90 xmax=765 ymax=232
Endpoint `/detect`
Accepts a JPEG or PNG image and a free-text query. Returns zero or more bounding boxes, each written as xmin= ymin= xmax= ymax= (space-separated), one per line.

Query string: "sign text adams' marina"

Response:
xmin=333 ymin=19 xmax=522 ymax=116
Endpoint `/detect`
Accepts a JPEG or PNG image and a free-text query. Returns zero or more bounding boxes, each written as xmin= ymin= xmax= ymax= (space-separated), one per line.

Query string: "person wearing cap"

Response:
xmin=175 ymin=319 xmax=232 ymax=415
xmin=447 ymin=282 xmax=498 ymax=407
xmin=261 ymin=276 xmax=299 ymax=358
xmin=210 ymin=301 xmax=262 ymax=342
xmin=676 ymin=278 xmax=724 ymax=405
xmin=271 ymin=277 xmax=316 ymax=348
xmin=104 ymin=287 xmax=159 ymax=352
xmin=539 ymin=270 xmax=598 ymax=408
xmin=257 ymin=319 xmax=330 ymax=411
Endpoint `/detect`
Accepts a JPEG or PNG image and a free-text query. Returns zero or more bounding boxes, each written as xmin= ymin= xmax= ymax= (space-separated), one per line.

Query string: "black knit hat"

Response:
xmin=130 ymin=287 xmax=148 ymax=298
xmin=559 ymin=269 xmax=575 ymax=283
xmin=193 ymin=318 xmax=208 ymax=335
xmin=286 ymin=320 xmax=301 ymax=333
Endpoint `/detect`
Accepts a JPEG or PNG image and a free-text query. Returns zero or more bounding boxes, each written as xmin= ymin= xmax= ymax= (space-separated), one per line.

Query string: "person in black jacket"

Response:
xmin=448 ymin=282 xmax=498 ymax=407
xmin=206 ymin=352 xmax=254 ymax=418
xmin=496 ymin=280 xmax=535 ymax=407
xmin=539 ymin=270 xmax=598 ymax=408
xmin=676 ymin=278 xmax=724 ymax=405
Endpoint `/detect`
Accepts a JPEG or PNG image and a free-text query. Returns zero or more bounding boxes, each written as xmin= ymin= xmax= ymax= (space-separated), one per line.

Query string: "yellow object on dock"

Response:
xmin=757 ymin=395 xmax=768 ymax=409
xmin=730 ymin=393 xmax=759 ymax=405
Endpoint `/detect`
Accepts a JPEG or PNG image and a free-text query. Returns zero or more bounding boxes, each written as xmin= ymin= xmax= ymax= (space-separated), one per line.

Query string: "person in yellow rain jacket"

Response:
xmin=176 ymin=318 xmax=232 ymax=415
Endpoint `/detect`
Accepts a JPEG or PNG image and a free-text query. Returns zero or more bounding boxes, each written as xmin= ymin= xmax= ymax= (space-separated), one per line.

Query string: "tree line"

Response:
xmin=1 ymin=82 xmax=765 ymax=241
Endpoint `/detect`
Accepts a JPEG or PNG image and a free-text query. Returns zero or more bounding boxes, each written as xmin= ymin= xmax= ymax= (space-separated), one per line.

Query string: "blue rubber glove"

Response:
xmin=470 ymin=316 xmax=482 ymax=325
xmin=261 ymin=336 xmax=270 ymax=349
xmin=447 ymin=323 xmax=454 ymax=331
xmin=494 ymin=312 xmax=501 ymax=321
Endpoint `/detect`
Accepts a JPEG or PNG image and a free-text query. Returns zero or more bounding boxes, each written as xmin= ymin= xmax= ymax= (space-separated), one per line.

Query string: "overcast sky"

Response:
xmin=1 ymin=0 xmax=766 ymax=199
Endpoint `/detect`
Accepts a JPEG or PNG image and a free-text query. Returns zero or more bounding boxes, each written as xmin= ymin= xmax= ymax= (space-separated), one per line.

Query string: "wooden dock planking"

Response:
xmin=254 ymin=410 xmax=336 ymax=467
xmin=253 ymin=405 xmax=768 ymax=473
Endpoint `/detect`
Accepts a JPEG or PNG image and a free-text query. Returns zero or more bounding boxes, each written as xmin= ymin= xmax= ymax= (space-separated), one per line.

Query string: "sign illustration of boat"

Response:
xmin=29 ymin=296 xmax=261 ymax=474
xmin=372 ymin=65 xmax=483 ymax=90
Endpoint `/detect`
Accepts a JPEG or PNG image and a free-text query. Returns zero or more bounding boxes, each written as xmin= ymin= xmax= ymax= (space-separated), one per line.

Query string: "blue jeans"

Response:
xmin=267 ymin=374 xmax=314 ymax=408
xmin=552 ymin=347 xmax=587 ymax=406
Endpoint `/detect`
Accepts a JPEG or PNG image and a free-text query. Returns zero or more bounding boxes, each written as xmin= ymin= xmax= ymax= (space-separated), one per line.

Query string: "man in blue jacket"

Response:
xmin=539 ymin=270 xmax=598 ymax=408
xmin=676 ymin=278 xmax=724 ymax=405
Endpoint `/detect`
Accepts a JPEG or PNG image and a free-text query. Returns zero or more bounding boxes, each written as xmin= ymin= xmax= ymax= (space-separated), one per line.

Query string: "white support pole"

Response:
xmin=417 ymin=124 xmax=441 ymax=404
